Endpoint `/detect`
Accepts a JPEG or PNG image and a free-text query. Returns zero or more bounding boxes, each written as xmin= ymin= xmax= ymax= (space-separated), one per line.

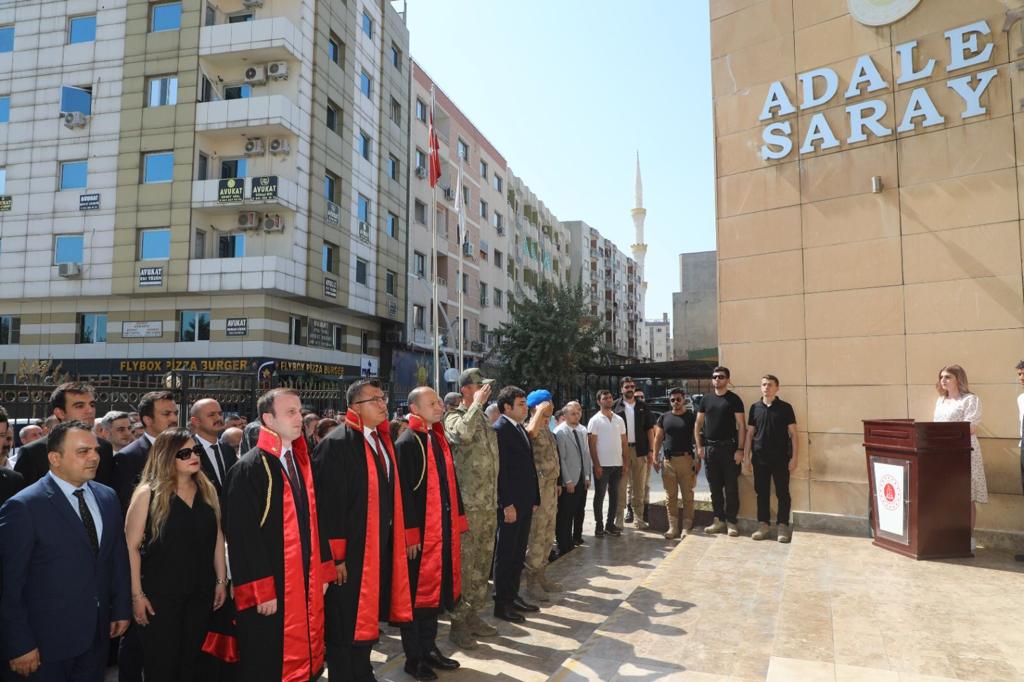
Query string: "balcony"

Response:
xmin=196 ymin=95 xmax=303 ymax=138
xmin=192 ymin=176 xmax=302 ymax=212
xmin=199 ymin=17 xmax=302 ymax=65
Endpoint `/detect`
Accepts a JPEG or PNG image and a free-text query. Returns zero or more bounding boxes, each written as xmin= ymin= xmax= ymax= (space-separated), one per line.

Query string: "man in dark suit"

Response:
xmin=0 ymin=420 xmax=131 ymax=679
xmin=14 ymin=383 xmax=115 ymax=489
xmin=491 ymin=386 xmax=540 ymax=623
xmin=112 ymin=391 xmax=178 ymax=513
xmin=188 ymin=398 xmax=237 ymax=497
xmin=0 ymin=411 xmax=24 ymax=506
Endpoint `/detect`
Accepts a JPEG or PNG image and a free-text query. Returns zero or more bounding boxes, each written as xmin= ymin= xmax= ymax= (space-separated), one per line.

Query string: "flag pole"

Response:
xmin=457 ymin=159 xmax=465 ymax=373
xmin=429 ymin=86 xmax=440 ymax=391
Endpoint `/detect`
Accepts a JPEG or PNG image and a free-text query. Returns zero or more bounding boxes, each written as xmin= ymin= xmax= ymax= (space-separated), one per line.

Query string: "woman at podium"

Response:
xmin=933 ymin=365 xmax=988 ymax=548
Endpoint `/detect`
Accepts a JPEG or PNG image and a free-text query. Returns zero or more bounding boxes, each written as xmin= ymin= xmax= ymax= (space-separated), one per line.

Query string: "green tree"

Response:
xmin=487 ymin=282 xmax=610 ymax=394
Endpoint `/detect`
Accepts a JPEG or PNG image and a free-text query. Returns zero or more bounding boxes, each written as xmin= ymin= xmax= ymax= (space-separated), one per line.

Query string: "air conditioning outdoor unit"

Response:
xmin=244 ymin=138 xmax=266 ymax=155
xmin=358 ymin=221 xmax=370 ymax=242
xmin=442 ymin=187 xmax=454 ymax=201
xmin=237 ymin=211 xmax=261 ymax=230
xmin=267 ymin=61 xmax=289 ymax=80
xmin=496 ymin=226 xmax=505 ymax=236
xmin=269 ymin=138 xmax=290 ymax=155
xmin=462 ymin=241 xmax=473 ymax=257
xmin=415 ymin=167 xmax=427 ymax=179
xmin=243 ymin=65 xmax=267 ymax=85
xmin=63 ymin=112 xmax=87 ymax=129
xmin=58 ymin=262 xmax=82 ymax=277
xmin=262 ymin=215 xmax=283 ymax=232
xmin=242 ymin=0 xmax=263 ymax=7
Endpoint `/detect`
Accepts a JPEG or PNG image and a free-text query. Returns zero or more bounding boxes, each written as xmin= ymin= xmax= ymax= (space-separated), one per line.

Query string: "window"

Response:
xmin=333 ymin=324 xmax=345 ymax=351
xmin=361 ymin=331 xmax=369 ymax=354
xmin=457 ymin=138 xmax=468 ymax=161
xmin=218 ymin=234 xmax=245 ymax=258
xmin=54 ymin=235 xmax=84 ymax=264
xmin=228 ymin=11 xmax=252 ymax=22
xmin=196 ymin=153 xmax=209 ymax=181
xmin=479 ymin=199 xmax=487 ymax=219
xmin=413 ymin=251 xmax=425 ymax=277
xmin=494 ymin=250 xmax=503 ymax=269
xmin=415 ymin=149 xmax=426 ymax=171
xmin=180 ymin=311 xmax=210 ymax=342
xmin=223 ymin=84 xmax=251 ymax=100
xmin=359 ymin=70 xmax=372 ymax=98
xmin=0 ymin=316 xmax=20 ymax=345
xmin=386 ymin=212 xmax=398 ymax=238
xmin=415 ymin=98 xmax=426 ymax=123
xmin=357 ymin=194 xmax=370 ymax=222
xmin=199 ymin=76 xmax=213 ymax=103
xmin=387 ymin=155 xmax=399 ymax=180
xmin=147 ymin=76 xmax=178 ymax=107
xmin=493 ymin=174 xmax=503 ymax=192
xmin=289 ymin=316 xmax=303 ymax=345
xmin=358 ymin=130 xmax=371 ymax=160
xmin=59 ymin=160 xmax=88 ymax=190
xmin=194 ymin=229 xmax=206 ymax=258
xmin=60 ymin=86 xmax=92 ymax=115
xmin=324 ymin=171 xmax=339 ymax=202
xmin=150 ymin=2 xmax=182 ymax=32
xmin=326 ymin=100 xmax=340 ymax=133
xmin=77 ymin=313 xmax=107 ymax=344
xmin=494 ymin=288 xmax=503 ymax=308
xmin=390 ymin=42 xmax=401 ymax=69
xmin=204 ymin=4 xmax=215 ymax=27
xmin=480 ymin=282 xmax=488 ymax=305
xmin=385 ymin=269 xmax=396 ymax=295
xmin=463 ymin=185 xmax=469 ymax=207
xmin=0 ymin=168 xmax=6 ymax=194
xmin=142 ymin=151 xmax=174 ymax=183
xmin=413 ymin=304 xmax=425 ymax=330
xmin=68 ymin=15 xmax=97 ymax=44
xmin=493 ymin=212 xmax=503 ymax=230
xmin=461 ymin=273 xmax=468 ymax=294
xmin=355 ymin=258 xmax=368 ymax=285
xmin=138 ymin=228 xmax=171 ymax=260
xmin=0 ymin=27 xmax=12 ymax=53
xmin=389 ymin=97 xmax=401 ymax=125
xmin=322 ymin=241 xmax=337 ymax=273
xmin=361 ymin=10 xmax=373 ymax=38
xmin=414 ymin=200 xmax=426 ymax=225
xmin=219 ymin=157 xmax=246 ymax=179
xmin=479 ymin=160 xmax=487 ymax=178
xmin=480 ymin=324 xmax=488 ymax=346
xmin=0 ymin=96 xmax=8 ymax=123
xmin=328 ymin=33 xmax=343 ymax=65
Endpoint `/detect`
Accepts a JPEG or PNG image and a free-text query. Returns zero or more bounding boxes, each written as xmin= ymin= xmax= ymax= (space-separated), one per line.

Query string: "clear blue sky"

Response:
xmin=405 ymin=0 xmax=716 ymax=323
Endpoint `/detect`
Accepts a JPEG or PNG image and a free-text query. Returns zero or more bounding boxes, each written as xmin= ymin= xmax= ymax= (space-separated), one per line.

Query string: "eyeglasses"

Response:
xmin=711 ymin=375 xmax=727 ymax=380
xmin=352 ymin=394 xmax=388 ymax=405
xmin=175 ymin=444 xmax=204 ymax=460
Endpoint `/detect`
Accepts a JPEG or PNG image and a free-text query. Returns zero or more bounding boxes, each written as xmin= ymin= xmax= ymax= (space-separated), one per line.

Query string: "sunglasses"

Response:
xmin=711 ymin=375 xmax=727 ymax=380
xmin=175 ymin=444 xmax=204 ymax=460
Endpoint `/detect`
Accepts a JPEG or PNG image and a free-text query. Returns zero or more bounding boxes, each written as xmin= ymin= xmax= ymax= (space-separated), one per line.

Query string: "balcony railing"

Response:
xmin=196 ymin=95 xmax=303 ymax=137
xmin=199 ymin=17 xmax=302 ymax=63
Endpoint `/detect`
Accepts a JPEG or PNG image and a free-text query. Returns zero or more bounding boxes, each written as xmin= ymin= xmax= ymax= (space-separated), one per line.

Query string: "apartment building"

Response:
xmin=505 ymin=170 xmax=571 ymax=301
xmin=0 ymin=0 xmax=408 ymax=394
xmin=640 ymin=313 xmax=671 ymax=362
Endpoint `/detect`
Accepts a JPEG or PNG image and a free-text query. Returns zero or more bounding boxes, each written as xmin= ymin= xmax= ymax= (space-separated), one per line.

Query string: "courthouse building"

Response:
xmin=711 ymin=0 xmax=1024 ymax=544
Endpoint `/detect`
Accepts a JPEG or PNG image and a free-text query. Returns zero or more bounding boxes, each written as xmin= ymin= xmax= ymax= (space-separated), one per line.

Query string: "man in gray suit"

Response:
xmin=553 ymin=401 xmax=592 ymax=556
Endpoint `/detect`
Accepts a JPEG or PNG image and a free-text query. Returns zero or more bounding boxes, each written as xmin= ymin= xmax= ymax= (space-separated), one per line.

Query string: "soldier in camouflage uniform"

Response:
xmin=443 ymin=368 xmax=499 ymax=650
xmin=523 ymin=391 xmax=564 ymax=603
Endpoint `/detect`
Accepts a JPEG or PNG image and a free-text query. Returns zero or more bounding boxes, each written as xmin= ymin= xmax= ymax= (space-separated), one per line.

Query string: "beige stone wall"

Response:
xmin=711 ymin=0 xmax=1024 ymax=535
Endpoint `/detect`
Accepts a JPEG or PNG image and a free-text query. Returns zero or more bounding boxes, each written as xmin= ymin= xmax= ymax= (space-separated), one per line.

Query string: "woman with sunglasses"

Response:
xmin=124 ymin=428 xmax=228 ymax=681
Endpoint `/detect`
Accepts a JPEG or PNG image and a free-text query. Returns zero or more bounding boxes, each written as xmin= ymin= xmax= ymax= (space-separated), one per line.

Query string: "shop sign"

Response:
xmin=324 ymin=277 xmax=337 ymax=298
xmin=218 ymin=178 xmax=245 ymax=203
xmin=79 ymin=193 xmax=100 ymax=210
xmin=759 ymin=20 xmax=998 ymax=160
xmin=0 ymin=196 xmax=11 ymax=211
xmin=226 ymin=317 xmax=248 ymax=336
xmin=251 ymin=176 xmax=278 ymax=200
xmin=307 ymin=319 xmax=334 ymax=349
xmin=121 ymin=321 xmax=163 ymax=339
xmin=138 ymin=266 xmax=163 ymax=287
xmin=326 ymin=201 xmax=340 ymax=225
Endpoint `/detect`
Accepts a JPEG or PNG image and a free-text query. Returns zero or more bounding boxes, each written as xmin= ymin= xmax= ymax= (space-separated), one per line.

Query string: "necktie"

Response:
xmin=73 ymin=489 xmax=99 ymax=555
xmin=284 ymin=450 xmax=301 ymax=494
xmin=572 ymin=429 xmax=584 ymax=462
xmin=211 ymin=443 xmax=226 ymax=484
xmin=370 ymin=432 xmax=389 ymax=480
xmin=518 ymin=423 xmax=530 ymax=446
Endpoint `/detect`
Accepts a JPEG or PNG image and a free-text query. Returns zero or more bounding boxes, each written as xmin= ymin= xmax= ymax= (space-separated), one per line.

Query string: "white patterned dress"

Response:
xmin=933 ymin=394 xmax=988 ymax=503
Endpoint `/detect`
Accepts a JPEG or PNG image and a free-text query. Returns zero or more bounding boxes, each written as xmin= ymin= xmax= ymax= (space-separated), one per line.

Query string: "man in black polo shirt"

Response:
xmin=652 ymin=387 xmax=698 ymax=539
xmin=694 ymin=366 xmax=745 ymax=536
xmin=743 ymin=374 xmax=798 ymax=543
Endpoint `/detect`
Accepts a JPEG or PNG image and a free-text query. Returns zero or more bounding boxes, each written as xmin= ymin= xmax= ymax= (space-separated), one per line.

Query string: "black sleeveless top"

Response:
xmin=141 ymin=493 xmax=218 ymax=596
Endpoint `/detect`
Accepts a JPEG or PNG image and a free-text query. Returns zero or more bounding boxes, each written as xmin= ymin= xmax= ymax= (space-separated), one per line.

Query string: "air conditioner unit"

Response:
xmin=496 ymin=226 xmax=505 ymax=236
xmin=442 ymin=187 xmax=454 ymax=201
xmin=242 ymin=0 xmax=263 ymax=7
xmin=63 ymin=112 xmax=87 ymax=129
xmin=462 ymin=241 xmax=473 ymax=257
xmin=237 ymin=211 xmax=261 ymax=230
xmin=244 ymin=138 xmax=266 ymax=155
xmin=58 ymin=262 xmax=82 ymax=278
xmin=267 ymin=61 xmax=289 ymax=80
xmin=414 ymin=167 xmax=426 ymax=179
xmin=262 ymin=215 xmax=283 ymax=232
xmin=269 ymin=138 xmax=290 ymax=155
xmin=243 ymin=65 xmax=267 ymax=85
xmin=358 ymin=221 xmax=370 ymax=242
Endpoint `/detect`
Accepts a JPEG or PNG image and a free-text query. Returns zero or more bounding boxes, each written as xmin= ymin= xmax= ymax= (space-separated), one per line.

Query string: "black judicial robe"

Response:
xmin=395 ymin=415 xmax=469 ymax=615
xmin=223 ymin=428 xmax=333 ymax=682
xmin=312 ymin=410 xmax=414 ymax=646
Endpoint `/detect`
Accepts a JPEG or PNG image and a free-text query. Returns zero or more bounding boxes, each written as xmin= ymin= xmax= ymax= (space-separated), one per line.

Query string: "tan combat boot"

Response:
xmin=448 ymin=623 xmax=478 ymax=650
xmin=467 ymin=611 xmax=498 ymax=637
xmin=525 ymin=571 xmax=550 ymax=603
xmin=751 ymin=522 xmax=771 ymax=541
xmin=704 ymin=519 xmax=726 ymax=534
xmin=537 ymin=568 xmax=563 ymax=593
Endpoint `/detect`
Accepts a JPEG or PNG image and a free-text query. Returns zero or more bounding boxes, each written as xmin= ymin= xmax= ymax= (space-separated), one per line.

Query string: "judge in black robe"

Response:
xmin=395 ymin=404 xmax=468 ymax=677
xmin=223 ymin=415 xmax=333 ymax=682
xmin=312 ymin=393 xmax=414 ymax=682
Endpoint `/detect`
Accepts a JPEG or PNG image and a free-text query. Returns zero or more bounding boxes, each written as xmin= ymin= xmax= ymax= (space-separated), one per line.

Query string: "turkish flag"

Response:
xmin=428 ymin=110 xmax=441 ymax=188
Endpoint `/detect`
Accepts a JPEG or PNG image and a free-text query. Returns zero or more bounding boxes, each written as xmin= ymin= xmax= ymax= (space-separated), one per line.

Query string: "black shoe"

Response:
xmin=594 ymin=527 xmax=605 ymax=537
xmin=493 ymin=605 xmax=525 ymax=623
xmin=642 ymin=503 xmax=650 ymax=522
xmin=423 ymin=648 xmax=460 ymax=671
xmin=548 ymin=549 xmax=560 ymax=563
xmin=512 ymin=596 xmax=539 ymax=612
xmin=404 ymin=660 xmax=438 ymax=681
xmin=606 ymin=524 xmax=622 ymax=536
xmin=625 ymin=506 xmax=634 ymax=524
xmin=573 ymin=538 xmax=585 ymax=546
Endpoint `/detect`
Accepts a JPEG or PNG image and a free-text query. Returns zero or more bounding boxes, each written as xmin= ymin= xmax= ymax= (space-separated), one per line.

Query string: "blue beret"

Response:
xmin=526 ymin=389 xmax=552 ymax=408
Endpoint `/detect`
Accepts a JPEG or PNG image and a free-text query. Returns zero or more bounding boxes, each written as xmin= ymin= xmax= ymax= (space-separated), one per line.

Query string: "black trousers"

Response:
xmin=493 ymin=505 xmax=533 ymax=606
xmin=705 ymin=442 xmax=740 ymax=523
xmin=555 ymin=475 xmax=586 ymax=555
xmin=30 ymin=620 xmax=106 ymax=682
xmin=592 ymin=465 xmax=622 ymax=530
xmin=140 ymin=590 xmax=214 ymax=682
xmin=117 ymin=621 xmax=143 ymax=682
xmin=326 ymin=643 xmax=373 ymax=682
xmin=400 ymin=612 xmax=438 ymax=662
xmin=753 ymin=451 xmax=791 ymax=525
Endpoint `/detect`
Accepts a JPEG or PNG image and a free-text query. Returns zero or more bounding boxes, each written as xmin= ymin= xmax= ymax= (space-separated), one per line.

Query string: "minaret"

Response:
xmin=630 ymin=152 xmax=648 ymax=326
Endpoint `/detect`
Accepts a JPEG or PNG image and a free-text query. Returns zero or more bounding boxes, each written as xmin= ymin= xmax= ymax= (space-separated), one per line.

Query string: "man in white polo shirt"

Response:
xmin=587 ymin=389 xmax=628 ymax=537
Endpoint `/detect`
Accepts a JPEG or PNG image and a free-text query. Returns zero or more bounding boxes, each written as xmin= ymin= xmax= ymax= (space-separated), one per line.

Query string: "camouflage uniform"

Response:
xmin=525 ymin=425 xmax=560 ymax=578
xmin=444 ymin=400 xmax=499 ymax=630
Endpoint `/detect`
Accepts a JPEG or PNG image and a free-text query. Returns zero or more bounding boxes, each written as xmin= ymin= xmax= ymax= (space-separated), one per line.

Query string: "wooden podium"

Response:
xmin=863 ymin=419 xmax=972 ymax=560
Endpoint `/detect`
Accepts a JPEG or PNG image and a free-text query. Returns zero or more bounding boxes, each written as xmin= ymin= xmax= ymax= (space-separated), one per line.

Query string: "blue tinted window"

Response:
xmin=69 ymin=16 xmax=97 ymax=44
xmin=0 ymin=96 xmax=8 ymax=123
xmin=180 ymin=311 xmax=211 ymax=342
xmin=359 ymin=71 xmax=371 ymax=98
xmin=0 ymin=27 xmax=12 ymax=53
xmin=139 ymin=229 xmax=171 ymax=260
xmin=361 ymin=12 xmax=373 ymax=38
xmin=55 ymin=235 xmax=84 ymax=264
xmin=78 ymin=313 xmax=107 ymax=344
xmin=60 ymin=161 xmax=88 ymax=190
xmin=358 ymin=194 xmax=369 ymax=221
xmin=60 ymin=86 xmax=92 ymax=115
xmin=151 ymin=3 xmax=182 ymax=32
xmin=143 ymin=152 xmax=173 ymax=183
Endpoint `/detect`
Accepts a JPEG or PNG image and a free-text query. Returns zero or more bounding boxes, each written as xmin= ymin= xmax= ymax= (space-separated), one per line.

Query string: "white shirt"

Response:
xmin=143 ymin=432 xmax=156 ymax=447
xmin=48 ymin=471 xmax=104 ymax=544
xmin=623 ymin=400 xmax=636 ymax=442
xmin=587 ymin=411 xmax=626 ymax=467
xmin=364 ymin=426 xmax=391 ymax=480
xmin=195 ymin=434 xmax=223 ymax=484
